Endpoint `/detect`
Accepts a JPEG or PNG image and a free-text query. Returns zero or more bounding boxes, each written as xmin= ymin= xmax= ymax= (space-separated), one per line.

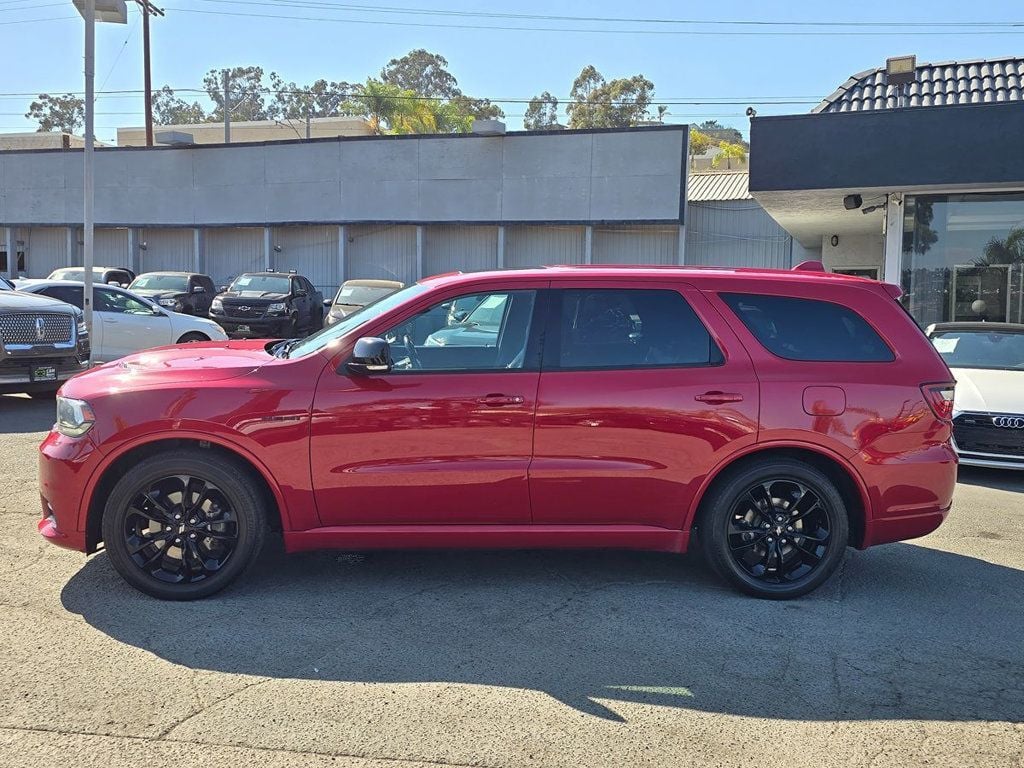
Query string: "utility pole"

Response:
xmin=223 ymin=69 xmax=231 ymax=143
xmin=83 ymin=0 xmax=95 ymax=357
xmin=305 ymin=103 xmax=311 ymax=139
xmin=135 ymin=0 xmax=164 ymax=147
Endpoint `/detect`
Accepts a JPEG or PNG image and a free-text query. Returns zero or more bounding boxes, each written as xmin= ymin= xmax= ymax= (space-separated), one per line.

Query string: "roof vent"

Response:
xmin=471 ymin=119 xmax=506 ymax=136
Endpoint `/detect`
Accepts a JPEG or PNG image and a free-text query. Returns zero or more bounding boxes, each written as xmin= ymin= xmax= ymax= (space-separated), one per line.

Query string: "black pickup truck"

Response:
xmin=0 ymin=289 xmax=90 ymax=397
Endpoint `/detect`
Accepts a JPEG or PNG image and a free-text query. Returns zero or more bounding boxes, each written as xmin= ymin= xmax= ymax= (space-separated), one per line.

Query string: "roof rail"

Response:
xmin=792 ymin=260 xmax=826 ymax=272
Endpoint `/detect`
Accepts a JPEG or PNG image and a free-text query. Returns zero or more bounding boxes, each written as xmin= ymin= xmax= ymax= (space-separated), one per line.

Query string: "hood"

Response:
xmin=222 ymin=291 xmax=288 ymax=302
xmin=951 ymin=367 xmax=1024 ymax=414
xmin=1 ymin=290 xmax=79 ymax=313
xmin=62 ymin=340 xmax=272 ymax=396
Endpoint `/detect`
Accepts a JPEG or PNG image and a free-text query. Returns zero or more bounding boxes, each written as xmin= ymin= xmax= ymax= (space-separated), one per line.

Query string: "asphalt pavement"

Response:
xmin=1 ymin=393 xmax=1022 ymax=767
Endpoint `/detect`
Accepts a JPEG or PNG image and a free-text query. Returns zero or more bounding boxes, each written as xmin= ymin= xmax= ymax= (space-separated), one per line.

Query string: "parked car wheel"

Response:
xmin=700 ymin=458 xmax=849 ymax=599
xmin=176 ymin=332 xmax=209 ymax=344
xmin=100 ymin=450 xmax=267 ymax=600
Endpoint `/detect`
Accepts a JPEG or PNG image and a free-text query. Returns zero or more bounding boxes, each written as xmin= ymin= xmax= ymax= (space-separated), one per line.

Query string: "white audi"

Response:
xmin=927 ymin=322 xmax=1024 ymax=469
xmin=17 ymin=280 xmax=227 ymax=363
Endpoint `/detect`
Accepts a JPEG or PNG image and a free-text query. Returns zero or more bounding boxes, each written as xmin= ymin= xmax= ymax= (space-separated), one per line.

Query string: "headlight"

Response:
xmin=56 ymin=396 xmax=95 ymax=438
xmin=211 ymin=297 xmax=223 ymax=309
xmin=76 ymin=320 xmax=87 ymax=336
xmin=158 ymin=298 xmax=178 ymax=307
xmin=267 ymin=302 xmax=287 ymax=313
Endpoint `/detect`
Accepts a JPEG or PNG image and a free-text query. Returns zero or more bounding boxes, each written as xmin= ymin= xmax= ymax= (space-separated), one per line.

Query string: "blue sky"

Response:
xmin=2 ymin=0 xmax=1022 ymax=142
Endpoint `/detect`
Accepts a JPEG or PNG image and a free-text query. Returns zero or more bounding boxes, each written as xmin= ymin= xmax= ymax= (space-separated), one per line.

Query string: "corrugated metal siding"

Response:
xmin=139 ymin=228 xmax=195 ymax=274
xmin=70 ymin=228 xmax=130 ymax=267
xmin=423 ymin=225 xmax=497 ymax=277
xmin=687 ymin=172 xmax=751 ymax=202
xmin=504 ymin=225 xmax=585 ymax=268
xmin=592 ymin=225 xmax=679 ymax=265
xmin=272 ymin=225 xmax=339 ymax=295
xmin=205 ymin=227 xmax=265 ymax=287
xmin=346 ymin=225 xmax=418 ymax=284
xmin=685 ymin=200 xmax=794 ymax=269
xmin=25 ymin=227 xmax=67 ymax=277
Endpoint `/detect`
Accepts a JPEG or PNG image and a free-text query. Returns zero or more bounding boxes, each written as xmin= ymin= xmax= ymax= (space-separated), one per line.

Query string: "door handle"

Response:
xmin=476 ymin=394 xmax=525 ymax=406
xmin=695 ymin=391 xmax=744 ymax=404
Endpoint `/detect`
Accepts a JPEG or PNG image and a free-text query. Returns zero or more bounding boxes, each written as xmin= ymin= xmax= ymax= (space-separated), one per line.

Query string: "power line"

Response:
xmin=188 ymin=0 xmax=1024 ymax=29
xmin=98 ymin=13 xmax=142 ymax=92
xmin=161 ymin=4 xmax=1024 ymax=35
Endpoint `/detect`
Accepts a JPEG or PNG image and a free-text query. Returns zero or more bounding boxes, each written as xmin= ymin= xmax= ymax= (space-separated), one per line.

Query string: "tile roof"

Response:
xmin=687 ymin=171 xmax=751 ymax=202
xmin=813 ymin=56 xmax=1024 ymax=113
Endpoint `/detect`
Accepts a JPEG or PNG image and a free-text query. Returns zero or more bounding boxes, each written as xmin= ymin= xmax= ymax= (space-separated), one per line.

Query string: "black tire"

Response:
xmin=699 ymin=458 xmax=849 ymax=599
xmin=176 ymin=332 xmax=209 ymax=344
xmin=101 ymin=449 xmax=267 ymax=600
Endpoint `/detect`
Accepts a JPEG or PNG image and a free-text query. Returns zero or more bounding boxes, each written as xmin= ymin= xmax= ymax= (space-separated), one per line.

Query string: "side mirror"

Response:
xmin=453 ymin=310 xmax=469 ymax=322
xmin=347 ymin=337 xmax=392 ymax=376
xmin=107 ymin=280 xmax=120 ymax=286
xmin=295 ymin=289 xmax=307 ymax=298
xmin=323 ymin=298 xmax=333 ymax=308
xmin=193 ymin=285 xmax=206 ymax=293
xmin=218 ymin=285 xmax=228 ymax=293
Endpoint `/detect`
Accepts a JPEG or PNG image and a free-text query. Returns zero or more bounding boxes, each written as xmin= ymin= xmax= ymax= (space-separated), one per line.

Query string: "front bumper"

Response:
xmin=38 ymin=429 xmax=102 ymax=553
xmin=210 ymin=314 xmax=290 ymax=338
xmin=0 ymin=358 xmax=89 ymax=394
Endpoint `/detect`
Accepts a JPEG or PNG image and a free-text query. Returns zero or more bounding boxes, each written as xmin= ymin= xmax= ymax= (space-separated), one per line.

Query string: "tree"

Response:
xmin=979 ymin=227 xmax=1024 ymax=265
xmin=203 ymin=66 xmax=270 ymax=122
xmin=152 ymin=86 xmax=208 ymax=125
xmin=25 ymin=93 xmax=85 ymax=133
xmin=697 ymin=119 xmax=745 ymax=146
xmin=381 ymin=49 xmax=461 ymax=99
xmin=711 ymin=140 xmax=748 ymax=170
xmin=524 ymin=91 xmax=559 ymax=130
xmin=267 ymin=74 xmax=364 ymax=121
xmin=688 ymin=128 xmax=712 ymax=166
xmin=565 ymin=65 xmax=662 ymax=129
xmin=357 ymin=79 xmax=424 ymax=135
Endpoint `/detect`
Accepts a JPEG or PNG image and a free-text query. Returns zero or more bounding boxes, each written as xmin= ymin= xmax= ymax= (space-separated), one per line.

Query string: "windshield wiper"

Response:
xmin=271 ymin=338 xmax=301 ymax=359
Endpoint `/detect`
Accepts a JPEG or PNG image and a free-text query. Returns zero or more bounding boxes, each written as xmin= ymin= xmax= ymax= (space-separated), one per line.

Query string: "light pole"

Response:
xmin=71 ymin=0 xmax=126 ymax=364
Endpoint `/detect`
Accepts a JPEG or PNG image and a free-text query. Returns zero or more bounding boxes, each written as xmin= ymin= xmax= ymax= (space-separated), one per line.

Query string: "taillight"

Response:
xmin=921 ymin=383 xmax=956 ymax=421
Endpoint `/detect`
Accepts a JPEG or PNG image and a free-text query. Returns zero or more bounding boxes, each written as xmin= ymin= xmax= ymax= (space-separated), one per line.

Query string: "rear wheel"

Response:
xmin=700 ymin=458 xmax=849 ymax=599
xmin=101 ymin=450 xmax=267 ymax=600
xmin=176 ymin=332 xmax=209 ymax=344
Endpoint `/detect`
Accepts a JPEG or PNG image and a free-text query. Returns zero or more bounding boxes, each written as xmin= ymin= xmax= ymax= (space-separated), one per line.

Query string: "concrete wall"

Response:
xmin=820 ymin=232 xmax=884 ymax=274
xmin=0 ymin=127 xmax=686 ymax=228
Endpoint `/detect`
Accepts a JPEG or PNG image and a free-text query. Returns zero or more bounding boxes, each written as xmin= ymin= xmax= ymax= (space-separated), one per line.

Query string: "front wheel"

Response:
xmin=699 ymin=458 xmax=849 ymax=599
xmin=101 ymin=449 xmax=267 ymax=600
xmin=176 ymin=331 xmax=209 ymax=344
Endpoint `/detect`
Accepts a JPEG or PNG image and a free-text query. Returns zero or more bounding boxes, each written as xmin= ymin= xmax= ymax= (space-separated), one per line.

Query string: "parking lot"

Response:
xmin=1 ymin=393 xmax=1022 ymax=768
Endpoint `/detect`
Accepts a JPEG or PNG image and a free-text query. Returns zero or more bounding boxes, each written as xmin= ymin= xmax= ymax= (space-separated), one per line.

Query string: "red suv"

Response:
xmin=38 ymin=264 xmax=957 ymax=600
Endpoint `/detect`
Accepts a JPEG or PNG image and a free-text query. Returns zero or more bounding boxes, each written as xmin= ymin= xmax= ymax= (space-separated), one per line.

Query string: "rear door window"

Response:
xmin=721 ymin=293 xmax=894 ymax=362
xmin=548 ymin=288 xmax=723 ymax=370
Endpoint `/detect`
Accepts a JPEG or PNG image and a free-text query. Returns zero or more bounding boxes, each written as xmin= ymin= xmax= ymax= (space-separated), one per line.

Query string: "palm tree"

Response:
xmin=710 ymin=141 xmax=747 ymax=170
xmin=358 ymin=79 xmax=422 ymax=135
xmin=977 ymin=226 xmax=1024 ymax=266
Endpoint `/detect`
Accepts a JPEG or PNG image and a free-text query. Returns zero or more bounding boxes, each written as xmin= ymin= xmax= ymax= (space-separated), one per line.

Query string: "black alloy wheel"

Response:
xmin=102 ymin=449 xmax=267 ymax=600
xmin=122 ymin=474 xmax=239 ymax=585
xmin=700 ymin=458 xmax=849 ymax=599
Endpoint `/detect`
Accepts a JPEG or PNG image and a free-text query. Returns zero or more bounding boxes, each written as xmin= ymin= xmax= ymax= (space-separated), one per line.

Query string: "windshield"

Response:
xmin=931 ymin=330 xmax=1024 ymax=371
xmin=49 ymin=268 xmax=102 ymax=280
xmin=334 ymin=284 xmax=398 ymax=308
xmin=462 ymin=294 xmax=508 ymax=330
xmin=130 ymin=274 xmax=188 ymax=292
xmin=229 ymin=274 xmax=290 ymax=294
xmin=285 ymin=283 xmax=430 ymax=358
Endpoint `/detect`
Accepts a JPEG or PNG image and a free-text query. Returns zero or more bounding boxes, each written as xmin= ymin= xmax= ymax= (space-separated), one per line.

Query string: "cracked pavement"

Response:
xmin=2 ymin=394 xmax=1023 ymax=767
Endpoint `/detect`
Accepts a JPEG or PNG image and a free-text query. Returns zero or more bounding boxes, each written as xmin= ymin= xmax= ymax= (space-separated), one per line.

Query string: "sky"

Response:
xmin=1 ymin=0 xmax=1023 ymax=143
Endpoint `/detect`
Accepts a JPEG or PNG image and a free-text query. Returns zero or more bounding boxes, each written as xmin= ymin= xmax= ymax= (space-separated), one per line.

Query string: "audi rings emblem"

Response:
xmin=992 ymin=416 xmax=1024 ymax=429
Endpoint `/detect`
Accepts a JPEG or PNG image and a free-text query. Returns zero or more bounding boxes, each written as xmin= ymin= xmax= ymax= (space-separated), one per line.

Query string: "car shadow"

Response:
xmin=0 ymin=394 xmax=55 ymax=434
xmin=61 ymin=542 xmax=1024 ymax=723
xmin=957 ymin=465 xmax=1024 ymax=493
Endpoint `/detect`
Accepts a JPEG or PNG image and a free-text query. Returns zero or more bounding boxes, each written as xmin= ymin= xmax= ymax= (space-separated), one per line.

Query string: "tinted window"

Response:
xmin=229 ymin=275 xmax=290 ymax=294
xmin=382 ymin=290 xmax=537 ymax=372
xmin=553 ymin=289 xmax=722 ymax=369
xmin=130 ymin=274 xmax=188 ymax=291
xmin=42 ymin=285 xmax=84 ymax=309
xmin=722 ymin=293 xmax=894 ymax=362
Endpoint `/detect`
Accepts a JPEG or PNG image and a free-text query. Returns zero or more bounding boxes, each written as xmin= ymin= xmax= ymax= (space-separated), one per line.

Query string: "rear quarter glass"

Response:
xmin=701 ymin=280 xmax=954 ymax=460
